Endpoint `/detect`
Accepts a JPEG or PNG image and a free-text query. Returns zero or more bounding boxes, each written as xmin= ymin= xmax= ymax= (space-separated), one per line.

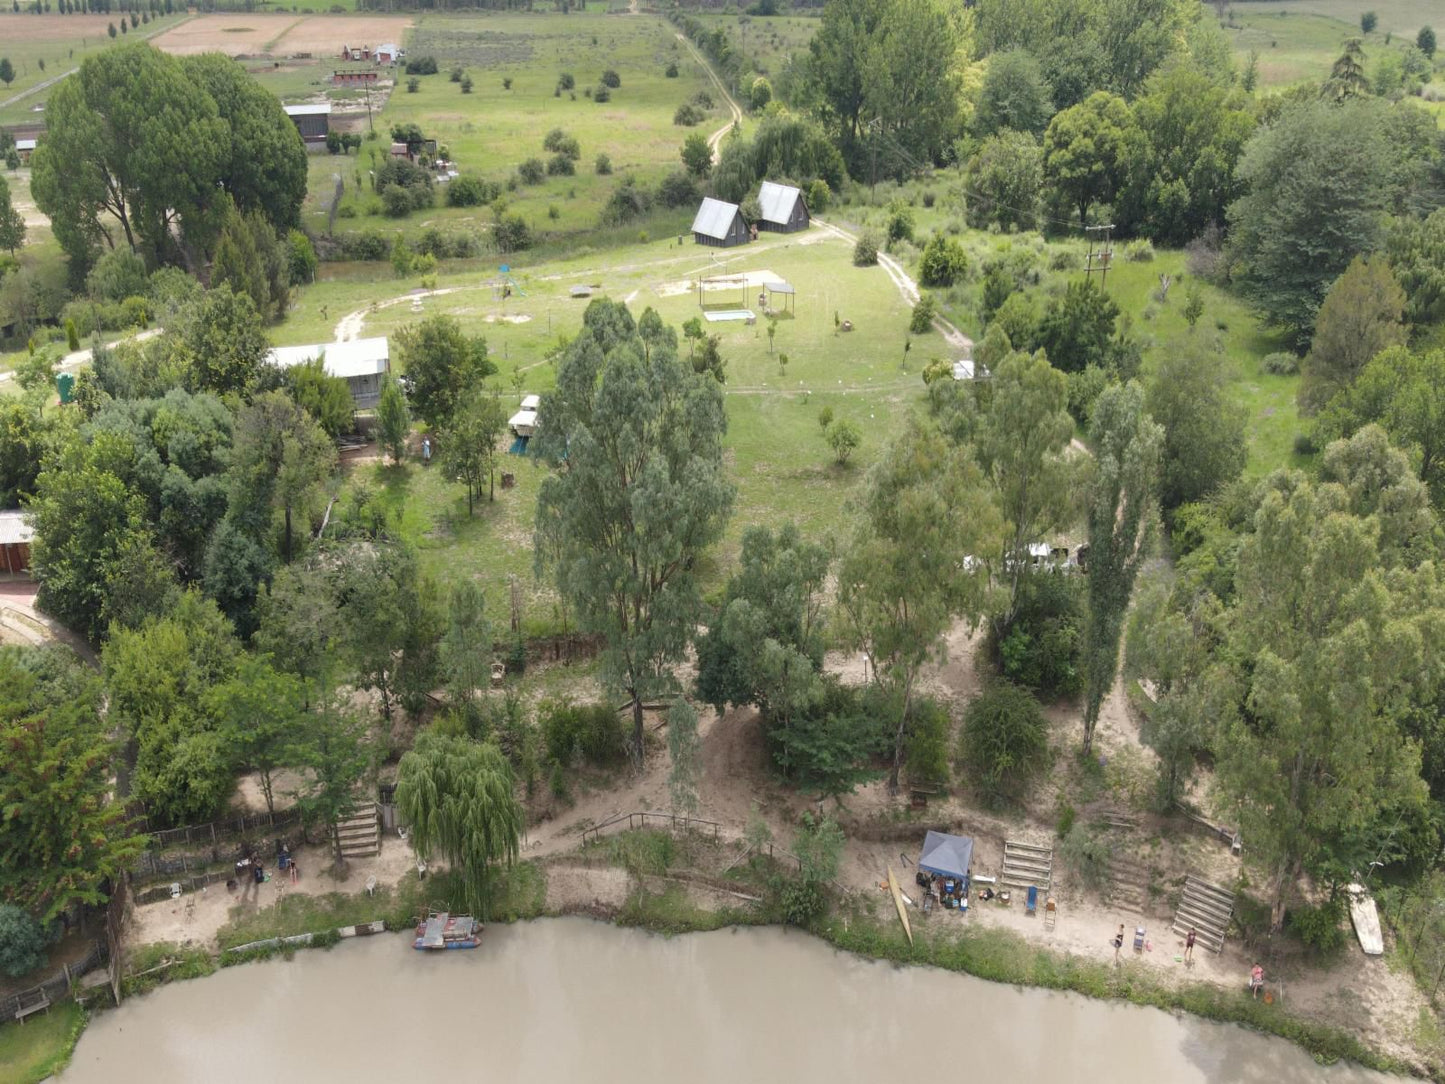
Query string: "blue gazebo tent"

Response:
xmin=918 ymin=830 xmax=974 ymax=880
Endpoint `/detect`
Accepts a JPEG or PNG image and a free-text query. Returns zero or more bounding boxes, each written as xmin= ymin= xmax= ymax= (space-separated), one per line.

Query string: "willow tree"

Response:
xmin=534 ymin=300 xmax=734 ymax=764
xmin=395 ymin=731 xmax=523 ymax=919
xmin=839 ymin=417 xmax=999 ymax=791
xmin=1080 ymin=382 xmax=1162 ymax=754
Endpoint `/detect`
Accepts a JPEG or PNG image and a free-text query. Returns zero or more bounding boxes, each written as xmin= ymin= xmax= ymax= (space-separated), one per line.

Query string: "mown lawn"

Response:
xmin=0 ymin=1002 xmax=86 ymax=1084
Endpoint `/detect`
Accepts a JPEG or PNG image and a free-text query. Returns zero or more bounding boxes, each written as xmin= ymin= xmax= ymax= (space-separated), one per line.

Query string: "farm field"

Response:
xmin=1222 ymin=9 xmax=1440 ymax=89
xmin=308 ymin=12 xmax=729 ymax=242
xmin=146 ymin=13 xmax=413 ymax=57
xmin=689 ymin=11 xmax=817 ymax=82
xmin=0 ymin=12 xmax=186 ymax=126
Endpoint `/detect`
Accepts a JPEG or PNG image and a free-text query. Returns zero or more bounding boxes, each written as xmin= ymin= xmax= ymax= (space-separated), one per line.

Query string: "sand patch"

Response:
xmin=655 ymin=268 xmax=784 ymax=298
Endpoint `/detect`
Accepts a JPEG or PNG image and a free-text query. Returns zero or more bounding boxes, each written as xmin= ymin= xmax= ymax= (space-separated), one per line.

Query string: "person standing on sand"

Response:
xmin=1250 ymin=962 xmax=1265 ymax=999
xmin=1184 ymin=928 xmax=1196 ymax=963
xmin=1113 ymin=924 xmax=1125 ymax=963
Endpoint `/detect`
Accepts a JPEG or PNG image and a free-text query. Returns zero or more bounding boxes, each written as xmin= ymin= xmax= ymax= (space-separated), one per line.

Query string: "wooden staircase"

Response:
xmin=1107 ymin=854 xmax=1149 ymax=914
xmin=334 ymin=802 xmax=381 ymax=860
xmin=1000 ymin=840 xmax=1053 ymax=894
xmin=1171 ymin=875 xmax=1234 ymax=954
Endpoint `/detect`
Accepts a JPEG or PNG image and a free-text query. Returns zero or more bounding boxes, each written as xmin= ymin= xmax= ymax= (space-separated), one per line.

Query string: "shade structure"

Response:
xmin=917 ymin=830 xmax=974 ymax=880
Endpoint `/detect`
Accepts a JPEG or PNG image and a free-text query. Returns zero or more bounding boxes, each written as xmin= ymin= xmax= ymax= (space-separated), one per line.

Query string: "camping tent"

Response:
xmin=918 ymin=830 xmax=974 ymax=879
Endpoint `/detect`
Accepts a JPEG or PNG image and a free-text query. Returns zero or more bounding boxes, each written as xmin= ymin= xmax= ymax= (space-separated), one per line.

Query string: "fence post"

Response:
xmin=211 ymin=822 xmax=216 ymax=845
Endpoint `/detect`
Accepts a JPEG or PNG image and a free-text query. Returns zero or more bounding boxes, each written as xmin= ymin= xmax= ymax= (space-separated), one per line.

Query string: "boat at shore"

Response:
xmin=1346 ymin=884 xmax=1384 ymax=956
xmin=414 ymin=912 xmax=482 ymax=950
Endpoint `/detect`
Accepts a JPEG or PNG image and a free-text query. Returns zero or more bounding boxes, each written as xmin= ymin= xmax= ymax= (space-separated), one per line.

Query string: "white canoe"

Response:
xmin=1347 ymin=883 xmax=1384 ymax=956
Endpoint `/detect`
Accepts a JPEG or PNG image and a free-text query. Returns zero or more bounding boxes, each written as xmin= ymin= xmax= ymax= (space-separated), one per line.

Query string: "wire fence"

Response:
xmin=138 ymin=808 xmax=301 ymax=851
xmin=1378 ymin=878 xmax=1445 ymax=1006
xmin=578 ymin=810 xmax=801 ymax=869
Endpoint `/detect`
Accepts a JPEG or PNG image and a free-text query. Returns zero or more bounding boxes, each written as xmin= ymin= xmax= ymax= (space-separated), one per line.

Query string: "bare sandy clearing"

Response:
xmin=150 ymin=14 xmax=412 ymax=58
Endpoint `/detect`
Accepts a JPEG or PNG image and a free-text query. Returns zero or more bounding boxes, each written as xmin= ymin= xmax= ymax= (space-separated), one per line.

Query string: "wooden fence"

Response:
xmin=578 ymin=810 xmax=801 ymax=869
xmin=138 ymin=808 xmax=301 ymax=851
xmin=0 ymin=939 xmax=106 ymax=1024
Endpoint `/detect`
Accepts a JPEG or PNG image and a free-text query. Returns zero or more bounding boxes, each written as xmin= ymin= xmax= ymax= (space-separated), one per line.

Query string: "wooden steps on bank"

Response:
xmin=1171 ymin=875 xmax=1234 ymax=954
xmin=335 ymin=802 xmax=381 ymax=860
xmin=1000 ymin=840 xmax=1053 ymax=894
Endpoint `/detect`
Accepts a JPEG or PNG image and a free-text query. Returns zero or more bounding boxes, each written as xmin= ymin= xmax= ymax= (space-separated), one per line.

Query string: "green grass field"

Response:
xmin=1222 ymin=8 xmax=1442 ymax=90
xmin=306 ymin=12 xmax=726 ymax=244
xmin=0 ymin=1003 xmax=86 ymax=1084
xmin=689 ymin=11 xmax=818 ymax=81
xmin=0 ymin=13 xmax=187 ymax=127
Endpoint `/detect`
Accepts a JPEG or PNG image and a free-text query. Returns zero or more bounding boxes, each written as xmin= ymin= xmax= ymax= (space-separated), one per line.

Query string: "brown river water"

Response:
xmin=58 ymin=919 xmax=1398 ymax=1084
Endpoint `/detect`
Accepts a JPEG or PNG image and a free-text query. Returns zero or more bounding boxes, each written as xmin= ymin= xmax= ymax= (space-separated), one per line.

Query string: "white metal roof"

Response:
xmin=691 ymin=198 xmax=741 ymax=240
xmin=284 ymin=103 xmax=333 ymax=117
xmin=952 ymin=359 xmax=975 ymax=380
xmin=15 ymin=139 xmax=37 ymax=151
xmin=0 ymin=510 xmax=35 ymax=546
xmin=509 ymin=409 xmax=538 ymax=429
xmin=757 ymin=181 xmax=802 ymax=225
xmin=520 ymin=395 xmax=540 ymax=411
xmin=265 ymin=337 xmax=389 ymax=380
xmin=375 ymin=42 xmax=400 ymax=53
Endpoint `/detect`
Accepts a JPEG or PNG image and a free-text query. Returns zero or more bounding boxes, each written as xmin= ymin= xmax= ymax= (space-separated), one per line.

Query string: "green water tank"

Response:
xmin=56 ymin=372 xmax=75 ymax=405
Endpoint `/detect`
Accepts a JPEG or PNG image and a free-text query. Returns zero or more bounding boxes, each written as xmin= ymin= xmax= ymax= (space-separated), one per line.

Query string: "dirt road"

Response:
xmin=674 ymin=32 xmax=742 ymax=162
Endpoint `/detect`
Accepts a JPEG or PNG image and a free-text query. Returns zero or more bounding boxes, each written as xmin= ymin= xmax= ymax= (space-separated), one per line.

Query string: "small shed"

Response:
xmin=691 ymin=197 xmax=750 ymax=249
xmin=341 ymin=45 xmax=370 ymax=61
xmin=918 ymin=830 xmax=974 ymax=880
xmin=0 ymin=510 xmax=34 ymax=576
xmin=374 ymin=43 xmax=402 ymax=64
xmin=283 ymin=103 xmax=331 ymax=144
xmin=756 ymin=181 xmax=809 ymax=233
xmin=333 ymin=70 xmax=378 ymax=86
xmin=14 ymin=138 xmax=37 ymax=164
xmin=264 ymin=337 xmax=390 ymax=408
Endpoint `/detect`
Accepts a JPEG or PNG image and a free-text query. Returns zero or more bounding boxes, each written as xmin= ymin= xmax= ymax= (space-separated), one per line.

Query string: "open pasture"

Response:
xmin=147 ymin=13 xmax=413 ymax=57
xmin=308 ymin=12 xmax=720 ymax=240
xmin=688 ymin=11 xmax=817 ymax=81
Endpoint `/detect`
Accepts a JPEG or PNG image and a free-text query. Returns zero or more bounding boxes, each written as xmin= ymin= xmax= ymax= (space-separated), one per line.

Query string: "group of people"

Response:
xmin=1109 ymin=922 xmax=1267 ymax=1000
xmin=226 ymin=842 xmax=300 ymax=894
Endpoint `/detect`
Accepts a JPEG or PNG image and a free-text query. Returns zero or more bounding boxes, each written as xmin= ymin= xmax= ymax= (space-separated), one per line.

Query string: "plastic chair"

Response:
xmin=1044 ymin=897 xmax=1057 ymax=930
xmin=1026 ymin=885 xmax=1038 ymax=916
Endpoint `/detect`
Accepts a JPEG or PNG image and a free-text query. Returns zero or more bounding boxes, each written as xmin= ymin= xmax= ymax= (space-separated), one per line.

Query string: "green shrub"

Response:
xmin=0 ymin=904 xmax=50 ymax=978
xmin=853 ymin=232 xmax=880 ymax=266
xmin=673 ymin=102 xmax=705 ymax=126
xmin=1059 ymin=823 xmax=1112 ymax=892
xmin=449 ymin=66 xmax=464 ymax=82
xmin=446 ymin=176 xmax=500 ymax=208
xmin=886 ymin=202 xmax=915 ymax=244
xmin=546 ymin=153 xmax=576 ymax=176
xmin=910 ymin=293 xmax=937 ymax=334
xmin=557 ymin=72 xmax=575 ymax=91
xmin=1124 ymin=239 xmax=1155 ymax=262
xmin=405 ymin=55 xmax=438 ymax=75
xmin=382 ymin=185 xmax=413 ymax=217
xmin=991 ymin=572 xmax=1085 ymax=698
xmin=919 ymin=232 xmax=968 ymax=288
xmin=958 ymin=681 xmax=1050 ymax=804
xmin=782 ymin=879 xmax=826 ymax=925
xmin=600 ymin=69 xmax=621 ymax=88
xmin=1055 ymin=803 xmax=1076 ymax=838
xmin=516 ymin=157 xmax=545 ymax=185
xmin=406 ymin=77 xmax=419 ymax=93
xmin=904 ymin=696 xmax=951 ymax=786
xmin=495 ymin=214 xmax=532 ymax=253
xmin=807 ymin=178 xmax=830 ymax=214
xmin=594 ymin=153 xmax=612 ymax=175
xmin=665 ymin=61 xmax=679 ymax=77
xmin=1287 ymin=898 xmax=1348 ymax=954
xmin=1262 ymin=351 xmax=1299 ymax=375
xmin=540 ymin=699 xmax=628 ymax=767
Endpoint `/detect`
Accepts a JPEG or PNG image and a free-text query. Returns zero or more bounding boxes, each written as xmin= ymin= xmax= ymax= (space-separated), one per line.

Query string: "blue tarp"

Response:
xmin=508 ymin=436 xmax=530 ymax=456
xmin=918 ymin=830 xmax=974 ymax=879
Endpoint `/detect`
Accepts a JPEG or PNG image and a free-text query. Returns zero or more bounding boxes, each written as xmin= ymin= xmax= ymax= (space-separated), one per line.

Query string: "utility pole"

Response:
xmin=1084 ymin=223 xmax=1115 ymax=289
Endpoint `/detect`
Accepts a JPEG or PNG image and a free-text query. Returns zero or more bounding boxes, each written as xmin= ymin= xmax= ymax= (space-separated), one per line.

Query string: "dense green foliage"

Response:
xmin=959 ymin=681 xmax=1050 ymax=803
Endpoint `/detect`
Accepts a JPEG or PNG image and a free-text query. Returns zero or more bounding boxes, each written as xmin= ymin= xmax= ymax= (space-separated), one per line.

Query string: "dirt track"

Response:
xmin=148 ymin=14 xmax=412 ymax=57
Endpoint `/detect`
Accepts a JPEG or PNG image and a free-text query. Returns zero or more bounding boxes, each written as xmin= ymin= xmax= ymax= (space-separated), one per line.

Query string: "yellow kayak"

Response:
xmin=887 ymin=866 xmax=913 ymax=946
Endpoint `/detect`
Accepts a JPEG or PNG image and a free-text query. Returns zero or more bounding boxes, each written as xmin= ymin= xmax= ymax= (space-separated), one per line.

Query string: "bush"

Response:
xmin=782 ymin=879 xmax=827 ymax=925
xmin=406 ymin=77 xmax=419 ymax=93
xmin=886 ymin=203 xmax=915 ymax=244
xmin=1124 ymin=239 xmax=1155 ymax=262
xmin=673 ymin=103 xmax=705 ymax=126
xmin=1287 ymin=897 xmax=1348 ymax=954
xmin=494 ymin=214 xmax=533 ymax=253
xmin=543 ymin=129 xmax=580 ymax=159
xmin=405 ymin=55 xmax=439 ymax=75
xmin=808 ymin=178 xmax=830 ymax=214
xmin=557 ymin=71 xmax=575 ymax=91
xmin=1262 ymin=351 xmax=1300 ymax=375
xmin=594 ymin=153 xmax=612 ymax=175
xmin=1067 ymin=365 xmax=1111 ymax=425
xmin=541 ymin=699 xmax=628 ymax=767
xmin=919 ymin=233 xmax=968 ymax=288
xmin=449 ymin=66 xmax=464 ymax=82
xmin=601 ymin=176 xmax=654 ymax=226
xmin=593 ymin=85 xmax=611 ymax=103
xmin=657 ymin=170 xmax=699 ymax=208
xmin=665 ymin=61 xmax=679 ymax=78
xmin=853 ymin=231 xmax=880 ymax=267
xmin=546 ymin=153 xmax=576 ymax=176
xmin=1059 ymin=823 xmax=1112 ymax=892
xmin=460 ymin=75 xmax=474 ymax=94
xmin=445 ymin=175 xmax=500 ymax=208
xmin=904 ymin=696 xmax=951 ymax=786
xmin=517 ymin=157 xmax=545 ymax=185
xmin=910 ymin=294 xmax=937 ymax=334
xmin=958 ymin=681 xmax=1050 ymax=803
xmin=0 ymin=904 xmax=49 ymax=978
xmin=382 ymin=185 xmax=413 ymax=217
xmin=992 ymin=572 xmax=1085 ymax=698
xmin=1049 ymin=248 xmax=1082 ymax=271
xmin=600 ymin=68 xmax=621 ymax=88
xmin=349 ymin=230 xmax=389 ymax=261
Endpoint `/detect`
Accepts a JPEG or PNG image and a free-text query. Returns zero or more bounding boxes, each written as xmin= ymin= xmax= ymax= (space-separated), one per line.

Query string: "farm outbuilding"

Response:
xmin=333 ymin=70 xmax=378 ymax=86
xmin=0 ymin=511 xmax=34 ymax=576
xmin=14 ymin=139 xmax=36 ymax=164
xmin=264 ymin=337 xmax=390 ymax=409
xmin=283 ymin=103 xmax=331 ymax=144
xmin=691 ymin=198 xmax=750 ymax=248
xmin=756 ymin=181 xmax=809 ymax=233
xmin=341 ymin=44 xmax=371 ymax=61
xmin=374 ymin=42 xmax=402 ymax=64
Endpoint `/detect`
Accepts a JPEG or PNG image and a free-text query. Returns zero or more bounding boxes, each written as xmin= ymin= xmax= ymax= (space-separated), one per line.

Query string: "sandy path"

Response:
xmin=674 ymin=32 xmax=743 ymax=163
xmin=0 ymin=327 xmax=163 ymax=384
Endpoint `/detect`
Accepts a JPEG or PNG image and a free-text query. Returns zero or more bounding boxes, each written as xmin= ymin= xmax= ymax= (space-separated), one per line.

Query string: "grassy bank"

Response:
xmin=0 ymin=1001 xmax=87 ymax=1084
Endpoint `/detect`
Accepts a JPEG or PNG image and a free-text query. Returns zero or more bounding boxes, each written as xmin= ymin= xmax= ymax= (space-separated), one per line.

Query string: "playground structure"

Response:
xmin=487 ymin=264 xmax=527 ymax=301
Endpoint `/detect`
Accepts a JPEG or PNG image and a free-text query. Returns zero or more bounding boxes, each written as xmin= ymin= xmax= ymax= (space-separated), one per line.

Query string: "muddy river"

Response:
xmin=60 ymin=919 xmax=1396 ymax=1083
